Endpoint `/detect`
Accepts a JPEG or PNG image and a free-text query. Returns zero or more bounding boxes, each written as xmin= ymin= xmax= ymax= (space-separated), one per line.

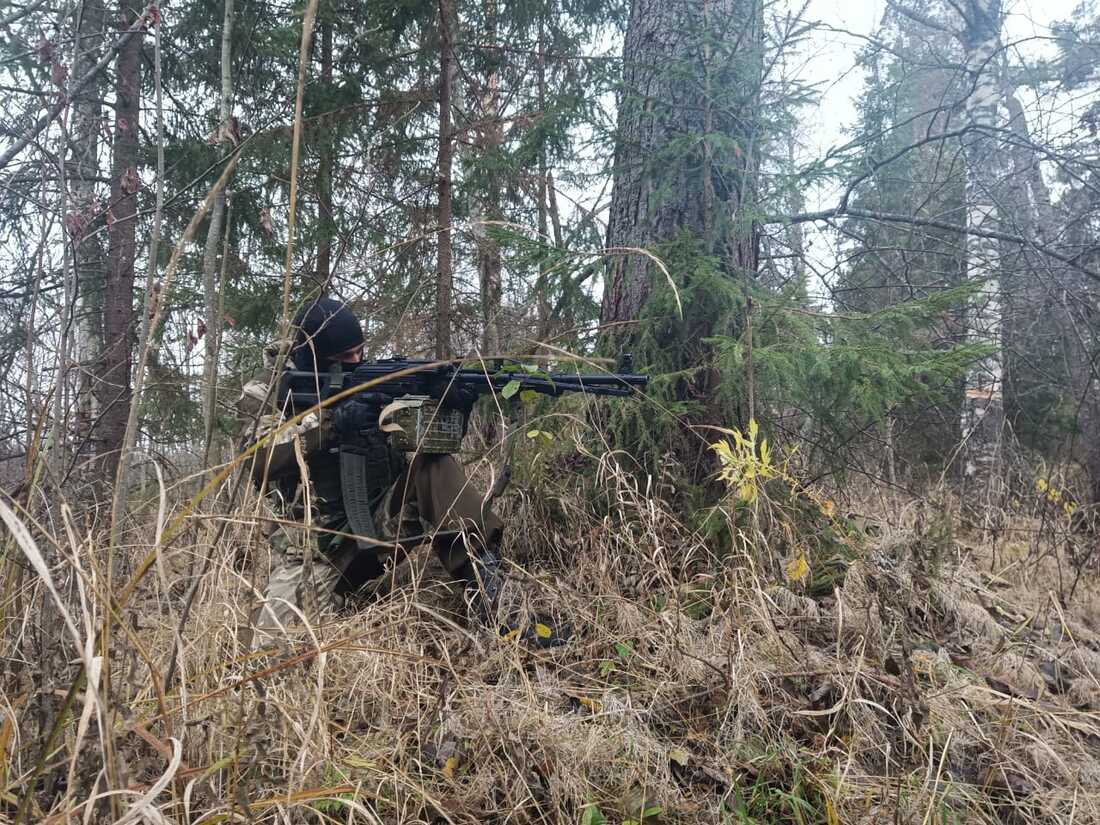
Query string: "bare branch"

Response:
xmin=770 ymin=205 xmax=1100 ymax=284
xmin=886 ymin=0 xmax=955 ymax=34
xmin=0 ymin=0 xmax=50 ymax=28
xmin=0 ymin=4 xmax=155 ymax=175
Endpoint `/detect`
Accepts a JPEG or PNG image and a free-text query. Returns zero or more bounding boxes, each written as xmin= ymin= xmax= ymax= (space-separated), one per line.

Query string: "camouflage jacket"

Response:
xmin=235 ymin=339 xmax=329 ymax=483
xmin=234 ymin=338 xmax=350 ymax=523
xmin=234 ymin=339 xmax=404 ymax=539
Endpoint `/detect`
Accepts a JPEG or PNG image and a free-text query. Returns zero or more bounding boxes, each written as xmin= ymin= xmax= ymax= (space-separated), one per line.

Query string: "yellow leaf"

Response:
xmin=786 ymin=554 xmax=810 ymax=584
xmin=821 ymin=499 xmax=835 ymax=517
xmin=442 ymin=756 xmax=459 ymax=779
xmin=534 ymin=623 xmax=553 ymax=639
xmin=669 ymin=746 xmax=689 ymax=767
xmin=710 ymin=440 xmax=733 ymax=462
xmin=578 ymin=696 xmax=602 ymax=713
xmin=501 ymin=628 xmax=520 ymax=642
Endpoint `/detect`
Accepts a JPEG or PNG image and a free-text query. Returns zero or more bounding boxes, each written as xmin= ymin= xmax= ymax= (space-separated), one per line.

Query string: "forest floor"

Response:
xmin=3 ymin=447 xmax=1100 ymax=824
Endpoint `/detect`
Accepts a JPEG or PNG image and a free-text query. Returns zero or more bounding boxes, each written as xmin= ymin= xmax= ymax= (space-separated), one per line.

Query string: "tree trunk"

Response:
xmin=601 ymin=0 xmax=759 ymax=327
xmin=201 ymin=0 xmax=234 ymax=457
xmin=96 ymin=0 xmax=143 ymax=480
xmin=535 ymin=16 xmax=551 ymax=346
xmin=599 ymin=0 xmax=761 ymax=476
xmin=70 ymin=0 xmax=107 ymax=464
xmin=317 ymin=20 xmax=334 ymax=286
xmin=474 ymin=0 xmax=502 ymax=355
xmin=956 ymin=0 xmax=1006 ymax=495
xmin=434 ymin=0 xmax=455 ymax=360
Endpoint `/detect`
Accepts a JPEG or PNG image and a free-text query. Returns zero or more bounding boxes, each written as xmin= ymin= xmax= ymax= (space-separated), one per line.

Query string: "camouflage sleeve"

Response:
xmin=235 ymin=370 xmax=330 ymax=486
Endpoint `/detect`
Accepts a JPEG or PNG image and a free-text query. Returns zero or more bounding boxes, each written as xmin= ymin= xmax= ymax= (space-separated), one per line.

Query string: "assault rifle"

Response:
xmin=279 ymin=357 xmax=647 ymax=540
xmin=279 ymin=355 xmax=648 ymax=415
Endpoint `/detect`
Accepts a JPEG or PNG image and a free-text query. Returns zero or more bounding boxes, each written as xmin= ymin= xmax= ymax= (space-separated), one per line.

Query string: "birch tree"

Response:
xmin=953 ymin=0 xmax=1007 ymax=495
xmin=200 ymin=0 xmax=235 ymax=452
xmin=68 ymin=0 xmax=107 ymax=463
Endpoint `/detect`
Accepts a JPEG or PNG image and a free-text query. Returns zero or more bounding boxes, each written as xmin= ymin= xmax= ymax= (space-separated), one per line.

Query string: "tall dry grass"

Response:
xmin=2 ymin=434 xmax=1100 ymax=824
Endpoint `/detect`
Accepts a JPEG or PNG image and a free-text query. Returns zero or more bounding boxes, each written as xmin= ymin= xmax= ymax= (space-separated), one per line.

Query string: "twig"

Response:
xmin=770 ymin=205 xmax=1100 ymax=284
xmin=0 ymin=4 xmax=155 ymax=174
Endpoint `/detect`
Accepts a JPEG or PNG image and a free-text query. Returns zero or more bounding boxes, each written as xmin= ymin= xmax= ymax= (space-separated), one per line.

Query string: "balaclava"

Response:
xmin=290 ymin=297 xmax=364 ymax=373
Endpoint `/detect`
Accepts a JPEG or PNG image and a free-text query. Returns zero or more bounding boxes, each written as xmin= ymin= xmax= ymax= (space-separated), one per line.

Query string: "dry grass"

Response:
xmin=2 ymin=444 xmax=1100 ymax=824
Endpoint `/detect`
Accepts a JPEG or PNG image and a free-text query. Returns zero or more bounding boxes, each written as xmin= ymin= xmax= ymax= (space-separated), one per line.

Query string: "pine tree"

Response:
xmin=600 ymin=0 xmax=763 ymax=477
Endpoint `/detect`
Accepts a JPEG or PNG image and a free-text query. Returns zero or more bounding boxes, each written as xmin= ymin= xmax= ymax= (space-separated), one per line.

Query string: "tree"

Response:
xmin=435 ymin=0 xmax=456 ymax=359
xmin=600 ymin=0 xmax=763 ymax=473
xmin=832 ymin=14 xmax=969 ymax=480
xmin=68 ymin=0 xmax=108 ymax=467
xmin=200 ymin=0 xmax=235 ymax=456
xmin=954 ymin=0 xmax=1007 ymax=499
xmin=602 ymin=0 xmax=760 ymax=326
xmin=96 ymin=0 xmax=144 ymax=480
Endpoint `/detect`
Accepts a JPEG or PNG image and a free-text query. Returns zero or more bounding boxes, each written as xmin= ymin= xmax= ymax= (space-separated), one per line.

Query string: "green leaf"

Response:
xmin=519 ymin=389 xmax=539 ymax=405
xmin=501 ymin=379 xmax=521 ymax=399
xmin=580 ymin=803 xmax=605 ymax=825
xmin=613 ymin=641 xmax=633 ymax=660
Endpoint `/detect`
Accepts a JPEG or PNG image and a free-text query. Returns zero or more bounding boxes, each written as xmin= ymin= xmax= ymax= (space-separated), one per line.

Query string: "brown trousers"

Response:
xmin=255 ymin=454 xmax=502 ymax=637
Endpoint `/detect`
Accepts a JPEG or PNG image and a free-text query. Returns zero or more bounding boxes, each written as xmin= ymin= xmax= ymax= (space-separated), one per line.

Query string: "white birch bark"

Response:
xmin=201 ymin=0 xmax=235 ymax=451
xmin=69 ymin=0 xmax=105 ymax=467
xmin=955 ymin=0 xmax=1006 ymax=493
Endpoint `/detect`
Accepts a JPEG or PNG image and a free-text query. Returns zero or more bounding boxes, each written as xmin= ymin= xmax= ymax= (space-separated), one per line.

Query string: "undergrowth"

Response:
xmin=1 ymin=425 xmax=1099 ymax=824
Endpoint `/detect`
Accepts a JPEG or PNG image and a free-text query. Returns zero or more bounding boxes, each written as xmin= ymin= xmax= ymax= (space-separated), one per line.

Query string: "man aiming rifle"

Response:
xmin=236 ymin=297 xmax=646 ymax=645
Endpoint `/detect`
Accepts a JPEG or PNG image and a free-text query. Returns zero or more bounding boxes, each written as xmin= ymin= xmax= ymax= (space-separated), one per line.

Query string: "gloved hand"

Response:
xmin=439 ymin=382 xmax=479 ymax=415
xmin=331 ymin=392 xmax=390 ymax=438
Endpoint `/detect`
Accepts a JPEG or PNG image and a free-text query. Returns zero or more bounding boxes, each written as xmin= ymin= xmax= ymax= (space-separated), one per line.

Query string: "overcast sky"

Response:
xmin=803 ymin=0 xmax=1082 ymax=160
xmin=790 ymin=0 xmax=1083 ymax=293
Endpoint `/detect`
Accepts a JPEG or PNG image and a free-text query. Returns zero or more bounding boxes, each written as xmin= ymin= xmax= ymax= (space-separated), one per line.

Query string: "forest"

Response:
xmin=1 ymin=0 xmax=1099 ymax=821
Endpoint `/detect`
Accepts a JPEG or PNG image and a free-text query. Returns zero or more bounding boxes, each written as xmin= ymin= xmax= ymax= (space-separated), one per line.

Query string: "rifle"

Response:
xmin=279 ymin=355 xmax=649 ymax=415
xmin=278 ymin=356 xmax=647 ymax=539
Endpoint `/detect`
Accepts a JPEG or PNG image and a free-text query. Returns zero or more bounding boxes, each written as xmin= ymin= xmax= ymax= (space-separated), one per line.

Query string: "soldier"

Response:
xmin=236 ymin=297 xmax=505 ymax=642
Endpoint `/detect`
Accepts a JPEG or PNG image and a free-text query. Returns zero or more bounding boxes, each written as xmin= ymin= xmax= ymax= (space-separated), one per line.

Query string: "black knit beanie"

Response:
xmin=290 ymin=298 xmax=364 ymax=373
